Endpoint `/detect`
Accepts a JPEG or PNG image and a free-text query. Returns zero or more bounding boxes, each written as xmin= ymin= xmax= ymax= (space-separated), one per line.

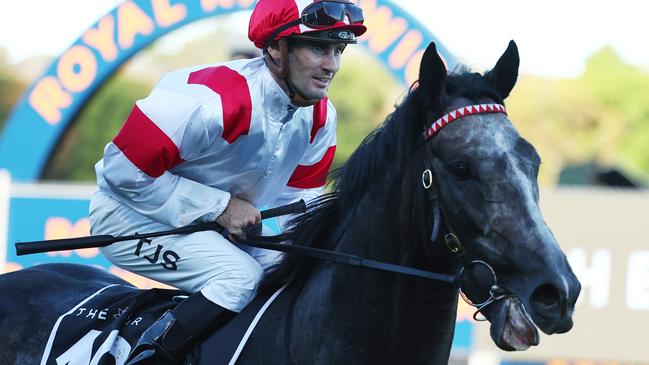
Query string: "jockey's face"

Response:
xmin=286 ymin=39 xmax=346 ymax=100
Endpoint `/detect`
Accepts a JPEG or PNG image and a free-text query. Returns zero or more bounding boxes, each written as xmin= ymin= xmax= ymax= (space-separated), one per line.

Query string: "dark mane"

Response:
xmin=259 ymin=65 xmax=504 ymax=293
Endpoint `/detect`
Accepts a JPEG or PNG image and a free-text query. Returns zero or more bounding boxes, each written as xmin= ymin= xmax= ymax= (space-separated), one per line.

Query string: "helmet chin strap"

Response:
xmin=264 ymin=38 xmax=321 ymax=107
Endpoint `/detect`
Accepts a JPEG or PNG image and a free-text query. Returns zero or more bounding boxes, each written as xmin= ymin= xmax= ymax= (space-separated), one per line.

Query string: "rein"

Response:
xmin=232 ymin=233 xmax=459 ymax=284
xmin=235 ymin=225 xmax=510 ymax=319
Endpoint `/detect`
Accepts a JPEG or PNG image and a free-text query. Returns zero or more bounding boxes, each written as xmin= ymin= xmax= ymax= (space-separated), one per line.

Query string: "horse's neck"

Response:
xmin=299 ymin=189 xmax=459 ymax=363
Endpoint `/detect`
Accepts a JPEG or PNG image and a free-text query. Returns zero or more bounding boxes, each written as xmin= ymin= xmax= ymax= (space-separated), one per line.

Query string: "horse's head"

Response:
xmin=416 ymin=41 xmax=581 ymax=351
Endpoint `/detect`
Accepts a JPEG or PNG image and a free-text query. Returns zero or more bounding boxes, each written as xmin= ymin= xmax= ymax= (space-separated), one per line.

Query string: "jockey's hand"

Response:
xmin=216 ymin=197 xmax=261 ymax=238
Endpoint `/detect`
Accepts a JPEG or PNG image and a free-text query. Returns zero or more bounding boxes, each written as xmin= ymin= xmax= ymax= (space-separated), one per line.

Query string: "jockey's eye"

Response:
xmin=448 ymin=161 xmax=472 ymax=180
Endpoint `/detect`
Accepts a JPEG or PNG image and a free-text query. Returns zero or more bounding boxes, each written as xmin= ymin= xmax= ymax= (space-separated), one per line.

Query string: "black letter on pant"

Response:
xmin=161 ymin=250 xmax=179 ymax=271
xmin=134 ymin=238 xmax=152 ymax=256
xmin=134 ymin=238 xmax=161 ymax=264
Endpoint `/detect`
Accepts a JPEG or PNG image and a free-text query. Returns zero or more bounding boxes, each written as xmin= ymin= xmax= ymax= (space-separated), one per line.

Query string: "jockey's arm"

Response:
xmin=100 ymin=85 xmax=232 ymax=228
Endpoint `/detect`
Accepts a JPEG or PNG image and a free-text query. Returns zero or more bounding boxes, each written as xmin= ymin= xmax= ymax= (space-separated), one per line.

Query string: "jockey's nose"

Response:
xmin=322 ymin=50 xmax=340 ymax=74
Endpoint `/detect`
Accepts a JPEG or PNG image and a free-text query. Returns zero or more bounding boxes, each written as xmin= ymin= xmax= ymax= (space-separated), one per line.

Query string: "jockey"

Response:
xmin=88 ymin=0 xmax=366 ymax=364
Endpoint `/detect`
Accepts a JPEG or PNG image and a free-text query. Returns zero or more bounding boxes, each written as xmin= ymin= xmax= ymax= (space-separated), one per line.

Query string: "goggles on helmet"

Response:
xmin=264 ymin=0 xmax=365 ymax=49
xmin=301 ymin=0 xmax=364 ymax=28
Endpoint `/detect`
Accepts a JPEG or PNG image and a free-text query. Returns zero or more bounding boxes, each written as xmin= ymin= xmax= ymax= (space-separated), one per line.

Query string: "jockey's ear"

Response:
xmin=485 ymin=40 xmax=519 ymax=100
xmin=418 ymin=42 xmax=447 ymax=109
xmin=265 ymin=40 xmax=283 ymax=63
xmin=264 ymin=39 xmax=289 ymax=79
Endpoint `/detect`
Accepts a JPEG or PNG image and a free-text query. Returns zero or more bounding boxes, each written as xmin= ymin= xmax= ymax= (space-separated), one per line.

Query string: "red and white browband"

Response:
xmin=422 ymin=103 xmax=507 ymax=142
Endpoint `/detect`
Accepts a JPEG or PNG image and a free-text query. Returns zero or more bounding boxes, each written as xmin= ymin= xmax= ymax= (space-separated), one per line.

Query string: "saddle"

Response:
xmin=39 ymin=284 xmax=284 ymax=365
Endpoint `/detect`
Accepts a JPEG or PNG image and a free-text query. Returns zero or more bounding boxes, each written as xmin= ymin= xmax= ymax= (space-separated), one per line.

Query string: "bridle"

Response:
xmin=420 ymin=102 xmax=514 ymax=320
xmin=421 ymin=169 xmax=512 ymax=320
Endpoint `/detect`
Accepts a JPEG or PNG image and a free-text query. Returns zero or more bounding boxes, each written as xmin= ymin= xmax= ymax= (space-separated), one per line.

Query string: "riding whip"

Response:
xmin=15 ymin=200 xmax=306 ymax=256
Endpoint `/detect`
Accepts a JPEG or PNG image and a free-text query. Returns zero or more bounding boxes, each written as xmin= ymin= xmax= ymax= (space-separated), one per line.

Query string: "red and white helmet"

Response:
xmin=248 ymin=0 xmax=367 ymax=49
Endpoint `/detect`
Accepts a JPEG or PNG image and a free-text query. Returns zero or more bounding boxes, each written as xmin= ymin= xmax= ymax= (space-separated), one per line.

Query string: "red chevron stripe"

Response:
xmin=113 ymin=105 xmax=183 ymax=178
xmin=288 ymin=146 xmax=336 ymax=189
xmin=188 ymin=66 xmax=252 ymax=144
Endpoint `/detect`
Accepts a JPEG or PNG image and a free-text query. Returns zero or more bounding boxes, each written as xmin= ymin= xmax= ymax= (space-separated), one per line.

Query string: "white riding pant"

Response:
xmin=88 ymin=191 xmax=284 ymax=312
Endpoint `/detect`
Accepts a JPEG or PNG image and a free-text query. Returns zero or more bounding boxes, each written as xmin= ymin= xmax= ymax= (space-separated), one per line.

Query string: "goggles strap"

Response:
xmin=264 ymin=19 xmax=302 ymax=50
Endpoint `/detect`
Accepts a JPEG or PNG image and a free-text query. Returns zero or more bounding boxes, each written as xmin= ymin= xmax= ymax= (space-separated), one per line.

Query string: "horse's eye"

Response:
xmin=448 ymin=162 xmax=472 ymax=180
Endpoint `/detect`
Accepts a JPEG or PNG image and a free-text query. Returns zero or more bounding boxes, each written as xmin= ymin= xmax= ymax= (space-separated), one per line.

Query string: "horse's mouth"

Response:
xmin=489 ymin=296 xmax=539 ymax=351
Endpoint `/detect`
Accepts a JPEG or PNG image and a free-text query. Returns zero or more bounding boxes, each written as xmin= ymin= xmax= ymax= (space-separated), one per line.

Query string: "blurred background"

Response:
xmin=0 ymin=1 xmax=647 ymax=364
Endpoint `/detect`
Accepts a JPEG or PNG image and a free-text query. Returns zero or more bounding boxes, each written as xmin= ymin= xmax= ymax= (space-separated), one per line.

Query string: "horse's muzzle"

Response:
xmin=529 ymin=282 xmax=577 ymax=334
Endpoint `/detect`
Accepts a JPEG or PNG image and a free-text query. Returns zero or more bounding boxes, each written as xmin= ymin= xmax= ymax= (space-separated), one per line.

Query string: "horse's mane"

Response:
xmin=260 ymin=66 xmax=505 ymax=293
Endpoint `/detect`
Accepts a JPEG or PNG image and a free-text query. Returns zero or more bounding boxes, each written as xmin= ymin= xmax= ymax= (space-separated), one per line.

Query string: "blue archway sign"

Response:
xmin=0 ymin=0 xmax=455 ymax=181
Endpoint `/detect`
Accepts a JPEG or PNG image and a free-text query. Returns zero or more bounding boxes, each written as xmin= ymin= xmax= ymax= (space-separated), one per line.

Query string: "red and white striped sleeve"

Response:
xmin=100 ymin=77 xmax=231 ymax=228
xmin=272 ymin=98 xmax=337 ymax=231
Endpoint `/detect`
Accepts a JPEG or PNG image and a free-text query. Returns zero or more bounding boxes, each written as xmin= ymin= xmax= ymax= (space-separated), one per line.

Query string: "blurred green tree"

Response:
xmin=327 ymin=48 xmax=403 ymax=169
xmin=508 ymin=47 xmax=649 ymax=185
xmin=42 ymin=74 xmax=150 ymax=180
xmin=582 ymin=47 xmax=649 ymax=176
xmin=0 ymin=48 xmax=28 ymax=130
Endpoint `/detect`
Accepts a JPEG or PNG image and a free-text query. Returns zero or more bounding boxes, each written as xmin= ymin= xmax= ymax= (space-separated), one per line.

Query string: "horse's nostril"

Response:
xmin=531 ymin=284 xmax=561 ymax=312
xmin=530 ymin=283 xmax=575 ymax=335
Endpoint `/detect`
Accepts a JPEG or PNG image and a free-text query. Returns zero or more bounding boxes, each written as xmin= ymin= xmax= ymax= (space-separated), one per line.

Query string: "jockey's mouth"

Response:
xmin=313 ymin=76 xmax=332 ymax=86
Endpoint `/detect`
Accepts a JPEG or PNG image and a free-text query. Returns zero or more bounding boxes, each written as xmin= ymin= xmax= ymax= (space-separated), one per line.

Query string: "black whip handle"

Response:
xmin=15 ymin=200 xmax=306 ymax=256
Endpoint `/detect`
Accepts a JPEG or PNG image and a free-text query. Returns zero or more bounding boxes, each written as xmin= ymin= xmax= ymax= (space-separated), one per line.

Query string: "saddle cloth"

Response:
xmin=40 ymin=284 xmax=285 ymax=365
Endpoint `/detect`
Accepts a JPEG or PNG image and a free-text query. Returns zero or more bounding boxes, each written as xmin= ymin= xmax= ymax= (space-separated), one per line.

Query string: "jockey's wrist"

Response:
xmin=196 ymin=192 xmax=231 ymax=223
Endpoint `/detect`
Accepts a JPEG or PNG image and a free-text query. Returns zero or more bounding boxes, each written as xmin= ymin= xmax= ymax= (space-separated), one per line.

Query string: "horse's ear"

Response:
xmin=485 ymin=40 xmax=519 ymax=99
xmin=418 ymin=42 xmax=447 ymax=106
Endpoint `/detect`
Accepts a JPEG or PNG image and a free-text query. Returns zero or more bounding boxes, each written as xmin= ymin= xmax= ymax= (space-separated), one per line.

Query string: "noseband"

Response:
xmin=421 ymin=103 xmax=512 ymax=319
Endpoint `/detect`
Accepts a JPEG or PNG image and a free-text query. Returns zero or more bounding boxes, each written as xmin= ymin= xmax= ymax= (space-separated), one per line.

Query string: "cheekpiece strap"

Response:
xmin=422 ymin=103 xmax=507 ymax=142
